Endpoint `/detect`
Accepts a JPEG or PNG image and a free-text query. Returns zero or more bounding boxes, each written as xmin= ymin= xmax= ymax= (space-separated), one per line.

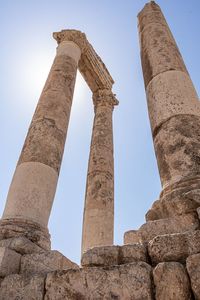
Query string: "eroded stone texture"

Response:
xmin=153 ymin=262 xmax=192 ymax=300
xmin=81 ymin=245 xmax=119 ymax=267
xmin=81 ymin=244 xmax=147 ymax=267
xmin=0 ymin=218 xmax=50 ymax=250
xmin=0 ymin=247 xmax=21 ymax=277
xmin=18 ymin=54 xmax=78 ymax=173
xmin=82 ymin=89 xmax=118 ymax=253
xmin=0 ymin=236 xmax=43 ymax=255
xmin=124 ymin=230 xmax=141 ymax=244
xmin=146 ymin=194 xmax=200 ymax=221
xmin=148 ymin=230 xmax=200 ymax=264
xmin=138 ymin=1 xmax=200 ymax=222
xmin=21 ymin=250 xmax=79 ymax=274
xmin=45 ymin=262 xmax=153 ymax=299
xmin=0 ymin=274 xmax=45 ymax=300
xmin=154 ymin=115 xmax=200 ymax=189
xmin=142 ymin=213 xmax=199 ymax=241
xmin=138 ymin=1 xmax=188 ymax=88
xmin=186 ymin=253 xmax=200 ymax=299
xmin=125 ymin=213 xmax=199 ymax=244
xmin=119 ymin=244 xmax=147 ymax=264
xmin=1 ymin=38 xmax=81 ymax=246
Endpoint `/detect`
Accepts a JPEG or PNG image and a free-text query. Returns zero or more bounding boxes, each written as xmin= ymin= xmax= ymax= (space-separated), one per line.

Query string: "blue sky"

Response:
xmin=0 ymin=0 xmax=200 ymax=263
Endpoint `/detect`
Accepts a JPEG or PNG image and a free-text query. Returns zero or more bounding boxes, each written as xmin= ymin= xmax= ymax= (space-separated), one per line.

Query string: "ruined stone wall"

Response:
xmin=0 ymin=234 xmax=200 ymax=299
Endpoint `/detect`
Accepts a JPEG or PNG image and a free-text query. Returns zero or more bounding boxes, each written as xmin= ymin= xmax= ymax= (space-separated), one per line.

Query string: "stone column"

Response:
xmin=82 ymin=89 xmax=118 ymax=253
xmin=138 ymin=1 xmax=200 ymax=220
xmin=1 ymin=38 xmax=81 ymax=249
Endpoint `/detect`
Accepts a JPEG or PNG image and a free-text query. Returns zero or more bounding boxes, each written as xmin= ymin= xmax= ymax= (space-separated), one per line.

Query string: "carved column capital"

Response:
xmin=53 ymin=30 xmax=88 ymax=53
xmin=92 ymin=89 xmax=119 ymax=110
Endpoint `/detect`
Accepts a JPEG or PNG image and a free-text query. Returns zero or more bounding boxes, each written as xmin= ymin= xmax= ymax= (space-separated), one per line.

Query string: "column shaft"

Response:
xmin=1 ymin=41 xmax=81 ymax=248
xmin=82 ymin=89 xmax=118 ymax=253
xmin=138 ymin=1 xmax=200 ymax=220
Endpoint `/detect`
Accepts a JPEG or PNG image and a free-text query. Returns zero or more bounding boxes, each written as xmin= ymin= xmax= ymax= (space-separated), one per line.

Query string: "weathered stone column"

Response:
xmin=0 ymin=32 xmax=81 ymax=249
xmin=138 ymin=1 xmax=200 ymax=220
xmin=82 ymin=89 xmax=118 ymax=253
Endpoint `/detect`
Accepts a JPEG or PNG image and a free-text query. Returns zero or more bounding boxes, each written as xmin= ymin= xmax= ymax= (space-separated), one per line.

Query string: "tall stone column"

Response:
xmin=82 ymin=89 xmax=118 ymax=253
xmin=138 ymin=1 xmax=200 ymax=220
xmin=0 ymin=36 xmax=81 ymax=249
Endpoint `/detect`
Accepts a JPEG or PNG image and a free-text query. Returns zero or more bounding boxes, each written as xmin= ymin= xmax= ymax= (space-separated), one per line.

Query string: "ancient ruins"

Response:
xmin=0 ymin=1 xmax=200 ymax=299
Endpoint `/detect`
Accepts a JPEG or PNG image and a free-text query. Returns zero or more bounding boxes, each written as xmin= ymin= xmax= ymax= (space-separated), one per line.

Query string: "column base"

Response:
xmin=146 ymin=176 xmax=200 ymax=221
xmin=0 ymin=218 xmax=51 ymax=250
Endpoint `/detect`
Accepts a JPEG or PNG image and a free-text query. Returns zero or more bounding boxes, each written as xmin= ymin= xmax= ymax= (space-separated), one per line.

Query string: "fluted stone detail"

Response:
xmin=82 ymin=89 xmax=118 ymax=254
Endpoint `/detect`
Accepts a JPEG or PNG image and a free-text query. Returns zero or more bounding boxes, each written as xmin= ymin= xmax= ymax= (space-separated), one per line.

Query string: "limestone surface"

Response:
xmin=82 ymin=92 xmax=118 ymax=253
xmin=138 ymin=1 xmax=187 ymax=88
xmin=81 ymin=244 xmax=147 ymax=267
xmin=81 ymin=245 xmax=119 ymax=267
xmin=0 ymin=274 xmax=45 ymax=300
xmin=153 ymin=262 xmax=192 ymax=300
xmin=21 ymin=250 xmax=78 ymax=274
xmin=148 ymin=230 xmax=200 ymax=264
xmin=186 ymin=253 xmax=200 ymax=299
xmin=0 ymin=247 xmax=21 ymax=277
xmin=0 ymin=236 xmax=43 ymax=255
xmin=45 ymin=262 xmax=153 ymax=299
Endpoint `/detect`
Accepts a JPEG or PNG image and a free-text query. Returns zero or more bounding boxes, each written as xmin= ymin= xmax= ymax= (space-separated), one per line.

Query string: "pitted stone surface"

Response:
xmin=81 ymin=245 xmax=119 ymax=267
xmin=146 ymin=71 xmax=200 ymax=133
xmin=0 ymin=237 xmax=43 ymax=255
xmin=45 ymin=262 xmax=153 ymax=299
xmin=125 ymin=214 xmax=198 ymax=244
xmin=0 ymin=218 xmax=51 ymax=250
xmin=154 ymin=115 xmax=200 ymax=189
xmin=138 ymin=1 xmax=187 ymax=88
xmin=119 ymin=244 xmax=147 ymax=264
xmin=153 ymin=262 xmax=192 ymax=300
xmin=146 ymin=198 xmax=197 ymax=222
xmin=186 ymin=253 xmax=200 ymax=299
xmin=82 ymin=102 xmax=115 ymax=253
xmin=124 ymin=230 xmax=141 ymax=244
xmin=18 ymin=55 xmax=77 ymax=173
xmin=0 ymin=273 xmax=45 ymax=300
xmin=0 ymin=247 xmax=21 ymax=277
xmin=148 ymin=230 xmax=200 ymax=264
xmin=21 ymin=250 xmax=79 ymax=274
xmin=138 ymin=213 xmax=198 ymax=243
xmin=81 ymin=244 xmax=147 ymax=267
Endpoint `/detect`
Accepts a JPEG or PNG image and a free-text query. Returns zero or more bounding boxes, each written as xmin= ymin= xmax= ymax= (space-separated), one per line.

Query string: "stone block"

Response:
xmin=148 ymin=230 xmax=200 ymax=264
xmin=81 ymin=245 xmax=119 ymax=267
xmin=45 ymin=262 xmax=153 ymax=299
xmin=124 ymin=230 xmax=141 ymax=244
xmin=21 ymin=250 xmax=78 ymax=274
xmin=153 ymin=262 xmax=192 ymax=300
xmin=0 ymin=247 xmax=21 ymax=277
xmin=0 ymin=273 xmax=45 ymax=300
xmin=146 ymin=195 xmax=199 ymax=221
xmin=0 ymin=218 xmax=51 ymax=250
xmin=0 ymin=236 xmax=43 ymax=255
xmin=119 ymin=244 xmax=147 ymax=264
xmin=140 ymin=213 xmax=199 ymax=243
xmin=186 ymin=253 xmax=200 ymax=299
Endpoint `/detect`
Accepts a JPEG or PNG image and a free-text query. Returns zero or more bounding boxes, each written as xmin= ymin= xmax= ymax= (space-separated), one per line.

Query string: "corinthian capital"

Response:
xmin=93 ymin=89 xmax=119 ymax=109
xmin=53 ymin=29 xmax=88 ymax=53
xmin=53 ymin=29 xmax=114 ymax=93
